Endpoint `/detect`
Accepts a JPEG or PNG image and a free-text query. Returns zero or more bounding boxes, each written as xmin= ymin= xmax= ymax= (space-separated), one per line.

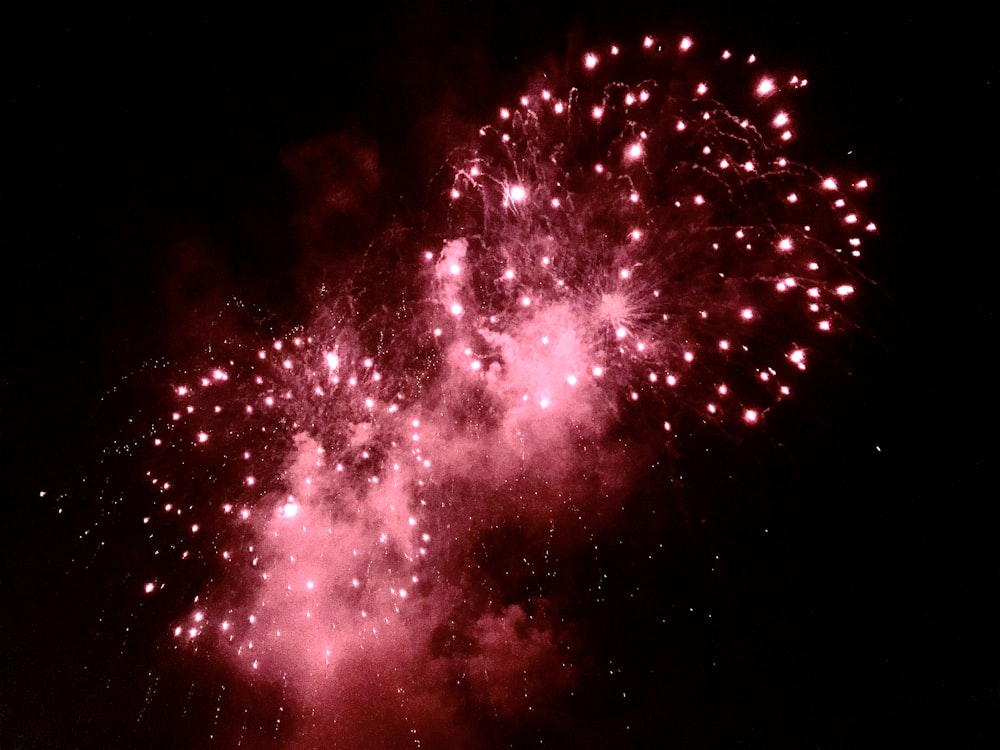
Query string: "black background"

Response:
xmin=2 ymin=2 xmax=995 ymax=747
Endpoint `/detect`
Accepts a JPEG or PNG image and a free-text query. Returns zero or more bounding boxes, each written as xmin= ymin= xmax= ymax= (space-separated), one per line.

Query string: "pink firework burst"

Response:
xmin=128 ymin=32 xmax=875 ymax=747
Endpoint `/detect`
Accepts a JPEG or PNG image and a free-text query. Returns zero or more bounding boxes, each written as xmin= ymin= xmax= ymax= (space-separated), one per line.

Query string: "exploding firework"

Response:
xmin=110 ymin=33 xmax=873 ymax=747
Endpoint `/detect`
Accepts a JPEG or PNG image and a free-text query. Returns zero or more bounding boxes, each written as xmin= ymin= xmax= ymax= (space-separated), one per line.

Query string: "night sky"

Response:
xmin=1 ymin=4 xmax=994 ymax=749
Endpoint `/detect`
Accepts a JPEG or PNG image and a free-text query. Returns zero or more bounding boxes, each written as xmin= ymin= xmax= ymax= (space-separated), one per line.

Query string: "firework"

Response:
xmin=123 ymin=33 xmax=872 ymax=746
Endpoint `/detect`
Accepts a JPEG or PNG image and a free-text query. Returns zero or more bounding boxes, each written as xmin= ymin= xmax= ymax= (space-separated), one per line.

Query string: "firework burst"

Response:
xmin=103 ymin=32 xmax=875 ymax=747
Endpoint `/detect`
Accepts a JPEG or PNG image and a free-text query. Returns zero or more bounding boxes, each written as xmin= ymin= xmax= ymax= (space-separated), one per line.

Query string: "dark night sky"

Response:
xmin=1 ymin=3 xmax=995 ymax=748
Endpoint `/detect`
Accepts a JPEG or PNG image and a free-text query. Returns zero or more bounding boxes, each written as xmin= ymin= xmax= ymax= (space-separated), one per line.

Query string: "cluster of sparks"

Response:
xmin=127 ymin=34 xmax=872 ymax=745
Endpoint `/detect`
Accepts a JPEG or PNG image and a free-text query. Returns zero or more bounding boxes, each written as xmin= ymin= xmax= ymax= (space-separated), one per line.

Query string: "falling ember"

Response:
xmin=101 ymin=31 xmax=876 ymax=749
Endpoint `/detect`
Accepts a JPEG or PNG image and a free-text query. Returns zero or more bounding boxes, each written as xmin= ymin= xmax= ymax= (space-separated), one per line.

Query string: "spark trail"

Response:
xmin=118 ymin=34 xmax=873 ymax=747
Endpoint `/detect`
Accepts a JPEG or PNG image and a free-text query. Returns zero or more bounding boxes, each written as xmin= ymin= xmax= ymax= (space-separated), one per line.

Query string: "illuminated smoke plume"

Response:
xmin=130 ymin=34 xmax=873 ymax=747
